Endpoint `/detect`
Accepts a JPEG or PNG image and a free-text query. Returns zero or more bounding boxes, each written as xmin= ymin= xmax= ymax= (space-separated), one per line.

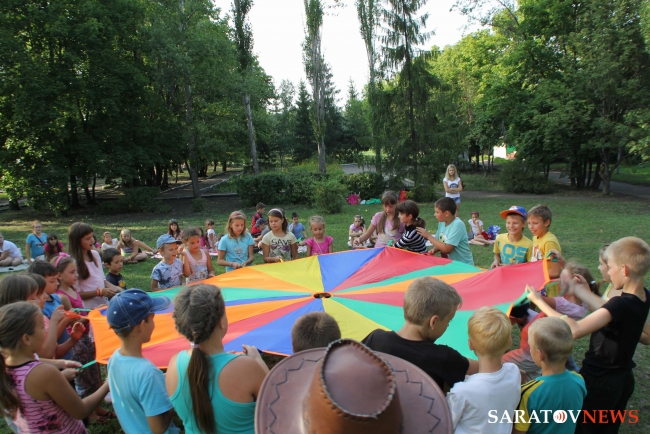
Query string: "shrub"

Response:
xmin=312 ymin=179 xmax=347 ymax=214
xmin=409 ymin=184 xmax=439 ymax=203
xmin=499 ymin=160 xmax=556 ymax=194
xmin=96 ymin=200 xmax=119 ymax=215
xmin=235 ymin=173 xmax=287 ymax=207
xmin=117 ymin=187 xmax=161 ymax=213
xmin=285 ymin=172 xmax=329 ymax=205
xmin=340 ymin=172 xmax=386 ymax=199
xmin=192 ymin=198 xmax=206 ymax=213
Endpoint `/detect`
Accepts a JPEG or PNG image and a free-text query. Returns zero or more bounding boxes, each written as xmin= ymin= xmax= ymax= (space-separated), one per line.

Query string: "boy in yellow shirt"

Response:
xmin=491 ymin=206 xmax=532 ymax=268
xmin=527 ymin=204 xmax=562 ymax=279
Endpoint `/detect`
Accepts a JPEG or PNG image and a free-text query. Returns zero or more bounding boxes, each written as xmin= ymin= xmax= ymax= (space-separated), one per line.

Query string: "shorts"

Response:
xmin=447 ymin=197 xmax=461 ymax=204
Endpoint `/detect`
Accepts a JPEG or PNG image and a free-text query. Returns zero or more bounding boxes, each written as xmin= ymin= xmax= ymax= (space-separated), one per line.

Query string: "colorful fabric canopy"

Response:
xmin=89 ymin=247 xmax=549 ymax=368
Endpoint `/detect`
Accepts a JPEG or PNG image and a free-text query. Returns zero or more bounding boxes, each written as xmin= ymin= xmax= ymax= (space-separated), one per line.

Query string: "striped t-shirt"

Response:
xmin=9 ymin=360 xmax=86 ymax=433
xmin=395 ymin=224 xmax=427 ymax=253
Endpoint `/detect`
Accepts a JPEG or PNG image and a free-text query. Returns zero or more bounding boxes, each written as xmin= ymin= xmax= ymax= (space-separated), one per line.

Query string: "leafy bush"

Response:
xmin=499 ymin=160 xmax=556 ymax=194
xmin=118 ymin=187 xmax=161 ymax=213
xmin=409 ymin=184 xmax=439 ymax=203
xmin=235 ymin=174 xmax=287 ymax=207
xmin=285 ymin=172 xmax=329 ymax=205
xmin=192 ymin=198 xmax=206 ymax=213
xmin=312 ymin=179 xmax=347 ymax=214
xmin=96 ymin=200 xmax=119 ymax=215
xmin=340 ymin=172 xmax=386 ymax=199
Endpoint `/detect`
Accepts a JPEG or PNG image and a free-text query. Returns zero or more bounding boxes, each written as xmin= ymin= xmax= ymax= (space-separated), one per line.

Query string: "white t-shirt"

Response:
xmin=0 ymin=240 xmax=22 ymax=258
xmin=101 ymin=239 xmax=118 ymax=250
xmin=468 ymin=219 xmax=483 ymax=236
xmin=447 ymin=362 xmax=521 ymax=434
xmin=444 ymin=177 xmax=461 ymax=198
xmin=77 ymin=250 xmax=109 ymax=309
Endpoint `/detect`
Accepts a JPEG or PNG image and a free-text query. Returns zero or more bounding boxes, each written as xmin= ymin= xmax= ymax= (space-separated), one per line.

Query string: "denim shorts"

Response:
xmin=451 ymin=197 xmax=461 ymax=204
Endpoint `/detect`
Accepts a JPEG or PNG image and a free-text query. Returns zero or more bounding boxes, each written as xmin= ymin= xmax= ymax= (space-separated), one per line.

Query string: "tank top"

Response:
xmin=170 ymin=351 xmax=255 ymax=434
xmin=185 ymin=250 xmax=208 ymax=283
xmin=8 ymin=360 xmax=87 ymax=433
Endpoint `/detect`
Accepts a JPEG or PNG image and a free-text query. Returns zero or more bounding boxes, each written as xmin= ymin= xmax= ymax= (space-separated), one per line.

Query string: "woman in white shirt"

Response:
xmin=443 ymin=164 xmax=463 ymax=217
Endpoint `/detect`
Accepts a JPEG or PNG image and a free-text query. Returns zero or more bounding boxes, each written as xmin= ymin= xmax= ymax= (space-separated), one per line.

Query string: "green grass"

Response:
xmin=611 ymin=165 xmax=650 ymax=187
xmin=460 ymin=172 xmax=504 ymax=191
xmin=1 ymin=194 xmax=650 ymax=433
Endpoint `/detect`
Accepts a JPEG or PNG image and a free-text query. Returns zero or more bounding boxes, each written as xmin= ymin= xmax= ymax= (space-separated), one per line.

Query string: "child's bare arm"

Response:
xmin=147 ymin=410 xmax=175 ymax=434
xmin=150 ymin=279 xmax=159 ymax=292
xmin=491 ymin=253 xmax=501 ymax=269
xmin=466 ymin=358 xmax=479 ymax=375
xmin=181 ymin=251 xmax=191 ymax=277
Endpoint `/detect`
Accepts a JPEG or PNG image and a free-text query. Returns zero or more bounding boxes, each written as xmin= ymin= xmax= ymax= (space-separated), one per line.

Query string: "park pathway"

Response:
xmin=548 ymin=171 xmax=650 ymax=200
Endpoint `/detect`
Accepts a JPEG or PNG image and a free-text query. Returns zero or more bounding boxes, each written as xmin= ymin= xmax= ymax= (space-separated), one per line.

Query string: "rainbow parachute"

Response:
xmin=90 ymin=247 xmax=549 ymax=367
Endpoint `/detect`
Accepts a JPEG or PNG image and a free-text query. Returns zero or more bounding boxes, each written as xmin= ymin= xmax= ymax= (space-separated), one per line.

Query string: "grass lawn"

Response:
xmin=1 ymin=193 xmax=649 ymax=433
xmin=611 ymin=165 xmax=650 ymax=187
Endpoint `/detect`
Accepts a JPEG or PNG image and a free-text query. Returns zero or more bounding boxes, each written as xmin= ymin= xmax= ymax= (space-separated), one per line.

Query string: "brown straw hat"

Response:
xmin=255 ymin=339 xmax=452 ymax=434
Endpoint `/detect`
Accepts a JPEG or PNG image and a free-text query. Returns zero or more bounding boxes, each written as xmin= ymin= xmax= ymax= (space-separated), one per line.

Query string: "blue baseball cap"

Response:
xmin=500 ymin=205 xmax=527 ymax=220
xmin=156 ymin=234 xmax=182 ymax=250
xmin=107 ymin=289 xmax=171 ymax=333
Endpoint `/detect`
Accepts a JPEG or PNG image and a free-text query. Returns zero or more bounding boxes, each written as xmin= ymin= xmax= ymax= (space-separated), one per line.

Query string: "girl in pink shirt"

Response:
xmin=305 ymin=216 xmax=334 ymax=256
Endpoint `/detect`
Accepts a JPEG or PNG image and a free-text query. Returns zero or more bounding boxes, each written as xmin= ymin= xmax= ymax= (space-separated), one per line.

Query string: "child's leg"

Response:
xmin=133 ymin=252 xmax=148 ymax=262
xmin=577 ymin=370 xmax=635 ymax=434
xmin=10 ymin=257 xmax=23 ymax=266
xmin=0 ymin=257 xmax=12 ymax=266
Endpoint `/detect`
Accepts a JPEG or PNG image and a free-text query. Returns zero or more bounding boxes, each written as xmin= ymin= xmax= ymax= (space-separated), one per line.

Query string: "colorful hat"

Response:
xmin=499 ymin=206 xmax=527 ymax=220
xmin=107 ymin=289 xmax=170 ymax=333
xmin=156 ymin=234 xmax=182 ymax=250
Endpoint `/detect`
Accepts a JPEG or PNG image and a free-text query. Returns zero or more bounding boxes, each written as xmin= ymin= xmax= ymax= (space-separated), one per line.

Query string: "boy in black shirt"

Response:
xmin=103 ymin=248 xmax=127 ymax=290
xmin=362 ymin=277 xmax=478 ymax=391
xmin=527 ymin=236 xmax=650 ymax=434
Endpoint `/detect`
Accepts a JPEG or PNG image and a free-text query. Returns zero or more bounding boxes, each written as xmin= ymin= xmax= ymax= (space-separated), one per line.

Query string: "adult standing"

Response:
xmin=443 ymin=164 xmax=463 ymax=217
xmin=25 ymin=221 xmax=47 ymax=263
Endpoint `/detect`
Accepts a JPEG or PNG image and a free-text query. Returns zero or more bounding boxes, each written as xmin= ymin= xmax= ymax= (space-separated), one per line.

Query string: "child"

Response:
xmin=116 ymin=229 xmax=154 ymax=264
xmin=491 ymin=206 xmax=533 ymax=268
xmin=513 ymin=317 xmax=586 ymax=434
xmin=447 ymin=307 xmax=521 ymax=433
xmin=101 ymin=231 xmax=117 ymax=250
xmin=0 ymin=233 xmax=23 ymax=267
xmin=166 ymin=284 xmax=268 ymax=434
xmin=526 ymin=237 xmax=650 ymax=434
xmin=0 ymin=302 xmax=110 ymax=433
xmin=106 ymin=290 xmax=176 ymax=434
xmin=253 ymin=218 xmax=268 ymax=245
xmin=25 ymin=220 xmax=47 ymax=264
xmin=504 ymin=262 xmax=595 ymax=381
xmin=151 ymin=234 xmax=183 ymax=291
xmin=443 ymin=164 xmax=463 ymax=216
xmin=362 ymin=277 xmax=478 ymax=391
xmin=182 ymin=227 xmax=214 ymax=281
xmin=348 ymin=215 xmax=365 ymax=247
xmin=468 ymin=211 xmax=492 ymax=246
xmin=598 ymin=244 xmax=615 ymax=299
xmin=394 ymin=200 xmax=427 ymax=253
xmin=288 ymin=212 xmax=307 ymax=242
xmin=217 ymin=211 xmax=255 ymax=272
xmin=354 ymin=191 xmax=404 ymax=248
xmin=250 ymin=202 xmax=265 ymax=239
xmin=417 ymin=197 xmax=474 ymax=265
xmin=304 ymin=216 xmax=333 ymax=256
xmin=103 ymin=248 xmax=127 ymax=290
xmin=205 ymin=219 xmax=217 ymax=250
xmin=168 ymin=218 xmax=183 ymax=241
xmin=291 ymin=312 xmax=341 ymax=353
xmin=44 ymin=233 xmax=66 ymax=262
xmin=261 ymin=208 xmax=298 ymax=263
xmin=527 ymin=204 xmax=562 ymax=278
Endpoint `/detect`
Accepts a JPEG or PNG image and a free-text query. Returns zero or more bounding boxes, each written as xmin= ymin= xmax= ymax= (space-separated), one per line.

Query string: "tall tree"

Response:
xmin=232 ymin=0 xmax=259 ymax=174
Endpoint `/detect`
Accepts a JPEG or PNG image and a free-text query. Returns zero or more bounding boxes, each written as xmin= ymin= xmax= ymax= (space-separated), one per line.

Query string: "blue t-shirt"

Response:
xmin=43 ymin=294 xmax=72 ymax=360
xmin=26 ymin=233 xmax=47 ymax=258
xmin=218 ymin=233 xmax=254 ymax=272
xmin=436 ymin=218 xmax=474 ymax=265
xmin=514 ymin=370 xmax=586 ymax=434
xmin=151 ymin=259 xmax=183 ymax=289
xmin=288 ymin=222 xmax=305 ymax=239
xmin=108 ymin=350 xmax=175 ymax=434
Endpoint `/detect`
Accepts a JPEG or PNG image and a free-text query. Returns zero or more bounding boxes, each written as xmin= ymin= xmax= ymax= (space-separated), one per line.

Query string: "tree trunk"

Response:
xmin=8 ymin=200 xmax=20 ymax=211
xmin=162 ymin=167 xmax=169 ymax=190
xmin=91 ymin=175 xmax=96 ymax=202
xmin=69 ymin=175 xmax=80 ymax=208
xmin=590 ymin=160 xmax=602 ymax=189
xmin=222 ymin=160 xmax=227 ymax=172
xmin=587 ymin=161 xmax=593 ymax=187
xmin=155 ymin=162 xmax=163 ymax=186
xmin=84 ymin=185 xmax=92 ymax=204
xmin=243 ymin=93 xmax=259 ymax=174
xmin=601 ymin=160 xmax=611 ymax=195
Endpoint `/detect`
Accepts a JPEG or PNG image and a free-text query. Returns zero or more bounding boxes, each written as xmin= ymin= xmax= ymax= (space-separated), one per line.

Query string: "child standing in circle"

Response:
xmin=217 ymin=211 xmax=255 ymax=272
xmin=443 ymin=164 xmax=463 ymax=217
xmin=305 ymin=216 xmax=333 ymax=256
xmin=261 ymin=208 xmax=298 ymax=263
xmin=0 ymin=302 xmax=110 ymax=433
xmin=116 ymin=229 xmax=154 ymax=264
xmin=354 ymin=191 xmax=404 ymax=248
xmin=394 ymin=200 xmax=427 ymax=253
xmin=168 ymin=219 xmax=183 ymax=241
xmin=182 ymin=227 xmax=214 ymax=282
xmin=44 ymin=233 xmax=66 ymax=262
xmin=25 ymin=221 xmax=47 ymax=264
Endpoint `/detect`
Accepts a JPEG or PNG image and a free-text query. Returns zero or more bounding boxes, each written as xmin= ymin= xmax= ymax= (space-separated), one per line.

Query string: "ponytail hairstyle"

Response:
xmin=396 ymin=200 xmax=426 ymax=229
xmin=68 ymin=222 xmax=96 ymax=280
xmin=173 ymin=284 xmax=226 ymax=434
xmin=565 ymin=261 xmax=599 ymax=295
xmin=0 ymin=302 xmax=40 ymax=418
xmin=0 ymin=275 xmax=38 ymax=308
xmin=182 ymin=227 xmax=202 ymax=245
xmin=225 ymin=211 xmax=247 ymax=240
xmin=168 ymin=219 xmax=182 ymax=238
xmin=354 ymin=215 xmax=365 ymax=229
xmin=267 ymin=208 xmax=288 ymax=233
xmin=377 ymin=191 xmax=399 ymax=235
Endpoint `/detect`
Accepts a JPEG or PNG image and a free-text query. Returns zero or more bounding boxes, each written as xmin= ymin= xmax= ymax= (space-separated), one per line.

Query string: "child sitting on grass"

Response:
xmin=291 ymin=312 xmax=341 ymax=353
xmin=103 ymin=248 xmax=127 ymax=290
xmin=513 ymin=317 xmax=586 ymax=434
xmin=151 ymin=235 xmax=183 ymax=291
xmin=491 ymin=206 xmax=532 ymax=267
xmin=447 ymin=307 xmax=521 ymax=434
xmin=107 ymin=289 xmax=176 ymax=434
xmin=417 ymin=197 xmax=474 ymax=265
xmin=526 ymin=237 xmax=650 ymax=434
xmin=468 ymin=211 xmax=493 ymax=246
xmin=362 ymin=276 xmax=478 ymax=391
